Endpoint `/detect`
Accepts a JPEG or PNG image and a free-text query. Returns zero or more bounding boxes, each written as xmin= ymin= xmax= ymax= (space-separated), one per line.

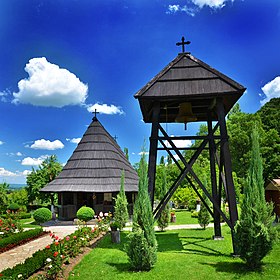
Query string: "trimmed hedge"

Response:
xmin=77 ymin=206 xmax=95 ymax=222
xmin=0 ymin=227 xmax=102 ymax=279
xmin=7 ymin=203 xmax=20 ymax=212
xmin=0 ymin=228 xmax=43 ymax=251
xmin=0 ymin=212 xmax=32 ymax=220
xmin=33 ymin=208 xmax=52 ymax=224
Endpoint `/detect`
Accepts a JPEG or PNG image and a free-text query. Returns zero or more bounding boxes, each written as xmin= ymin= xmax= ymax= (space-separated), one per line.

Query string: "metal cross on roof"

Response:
xmin=92 ymin=109 xmax=99 ymax=120
xmin=176 ymin=36 xmax=191 ymax=53
xmin=113 ymin=135 xmax=118 ymax=142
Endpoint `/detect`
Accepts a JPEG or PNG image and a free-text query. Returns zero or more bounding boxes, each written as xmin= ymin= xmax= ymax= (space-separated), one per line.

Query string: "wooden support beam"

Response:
xmin=148 ymin=102 xmax=160 ymax=209
xmin=216 ymin=98 xmax=238 ymax=253
xmin=208 ymin=112 xmax=222 ymax=238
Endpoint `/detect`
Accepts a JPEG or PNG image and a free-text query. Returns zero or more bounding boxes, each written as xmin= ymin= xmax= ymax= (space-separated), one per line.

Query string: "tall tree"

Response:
xmin=157 ymin=164 xmax=169 ymax=231
xmin=26 ymin=155 xmax=62 ymax=204
xmin=113 ymin=171 xmax=129 ymax=230
xmin=235 ymin=127 xmax=277 ymax=269
xmin=0 ymin=182 xmax=9 ymax=213
xmin=126 ymin=147 xmax=157 ymax=271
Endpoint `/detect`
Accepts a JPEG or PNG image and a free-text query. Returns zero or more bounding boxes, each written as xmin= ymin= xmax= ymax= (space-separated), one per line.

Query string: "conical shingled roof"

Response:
xmin=41 ymin=117 xmax=139 ymax=193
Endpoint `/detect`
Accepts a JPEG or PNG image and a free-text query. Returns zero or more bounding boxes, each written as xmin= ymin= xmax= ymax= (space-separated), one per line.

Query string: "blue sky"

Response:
xmin=0 ymin=0 xmax=280 ymax=184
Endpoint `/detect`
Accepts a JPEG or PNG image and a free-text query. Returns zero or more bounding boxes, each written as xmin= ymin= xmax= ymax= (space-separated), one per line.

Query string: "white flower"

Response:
xmin=46 ymin=258 xmax=52 ymax=263
xmin=49 ymin=265 xmax=53 ymax=269
xmin=80 ymin=237 xmax=85 ymax=240
xmin=99 ymin=212 xmax=103 ymax=217
xmin=104 ymin=212 xmax=108 ymax=217
xmin=18 ymin=275 xmax=22 ymax=278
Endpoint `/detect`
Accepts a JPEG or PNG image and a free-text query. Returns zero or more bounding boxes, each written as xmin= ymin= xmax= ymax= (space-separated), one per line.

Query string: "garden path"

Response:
xmin=0 ymin=225 xmax=79 ymax=272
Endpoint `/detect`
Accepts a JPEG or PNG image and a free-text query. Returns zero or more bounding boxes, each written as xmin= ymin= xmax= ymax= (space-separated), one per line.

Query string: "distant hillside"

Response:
xmin=8 ymin=184 xmax=26 ymax=190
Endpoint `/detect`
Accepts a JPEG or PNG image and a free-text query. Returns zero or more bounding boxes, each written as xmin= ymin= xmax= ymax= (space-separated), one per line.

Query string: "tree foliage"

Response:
xmin=26 ymin=155 xmax=62 ymax=204
xmin=0 ymin=183 xmax=9 ymax=213
xmin=198 ymin=179 xmax=211 ymax=230
xmin=126 ymin=147 xmax=157 ymax=271
xmin=157 ymin=164 xmax=169 ymax=231
xmin=114 ymin=171 xmax=129 ymax=230
xmin=235 ymin=127 xmax=277 ymax=269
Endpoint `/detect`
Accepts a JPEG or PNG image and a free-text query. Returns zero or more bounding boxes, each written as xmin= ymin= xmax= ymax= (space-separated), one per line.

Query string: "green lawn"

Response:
xmin=19 ymin=218 xmax=41 ymax=229
xmin=172 ymin=209 xmax=198 ymax=225
xmin=68 ymin=227 xmax=280 ymax=280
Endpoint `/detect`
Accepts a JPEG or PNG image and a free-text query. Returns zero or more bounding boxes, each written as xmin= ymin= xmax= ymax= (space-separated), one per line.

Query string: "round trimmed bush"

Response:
xmin=7 ymin=203 xmax=20 ymax=212
xmin=76 ymin=206 xmax=95 ymax=222
xmin=33 ymin=207 xmax=52 ymax=224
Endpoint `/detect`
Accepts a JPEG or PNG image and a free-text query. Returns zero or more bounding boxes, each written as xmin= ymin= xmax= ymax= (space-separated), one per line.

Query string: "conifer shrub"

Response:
xmin=76 ymin=206 xmax=95 ymax=222
xmin=126 ymin=146 xmax=157 ymax=271
xmin=235 ymin=127 xmax=277 ymax=269
xmin=198 ymin=194 xmax=211 ymax=230
xmin=33 ymin=207 xmax=52 ymax=224
xmin=157 ymin=164 xmax=169 ymax=231
xmin=113 ymin=171 xmax=129 ymax=230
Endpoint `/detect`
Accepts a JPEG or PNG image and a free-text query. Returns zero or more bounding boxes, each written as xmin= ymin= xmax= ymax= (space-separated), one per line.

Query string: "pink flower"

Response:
xmin=73 ymin=236 xmax=77 ymax=239
xmin=66 ymin=236 xmax=70 ymax=241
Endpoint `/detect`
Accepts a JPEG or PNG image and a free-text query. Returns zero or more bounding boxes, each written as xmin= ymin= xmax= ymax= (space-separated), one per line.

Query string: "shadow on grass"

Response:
xmin=106 ymin=261 xmax=131 ymax=272
xmin=156 ymin=232 xmax=184 ymax=252
xmin=200 ymin=260 xmax=264 ymax=276
xmin=178 ymin=230 xmax=229 ymax=257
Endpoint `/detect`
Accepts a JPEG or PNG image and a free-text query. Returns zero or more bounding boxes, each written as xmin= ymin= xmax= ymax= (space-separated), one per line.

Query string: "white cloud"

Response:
xmin=167 ymin=4 xmax=197 ymax=16
xmin=192 ymin=0 xmax=229 ymax=8
xmin=167 ymin=0 xmax=233 ymax=16
xmin=29 ymin=139 xmax=64 ymax=150
xmin=87 ymin=103 xmax=124 ymax=115
xmin=163 ymin=136 xmax=192 ymax=148
xmin=0 ymin=140 xmax=4 ymax=145
xmin=12 ymin=57 xmax=88 ymax=107
xmin=16 ymin=152 xmax=23 ymax=156
xmin=21 ymin=155 xmax=49 ymax=166
xmin=66 ymin=137 xmax=81 ymax=144
xmin=22 ymin=170 xmax=32 ymax=176
xmin=261 ymin=76 xmax=280 ymax=106
xmin=0 ymin=167 xmax=17 ymax=177
xmin=138 ymin=151 xmax=149 ymax=156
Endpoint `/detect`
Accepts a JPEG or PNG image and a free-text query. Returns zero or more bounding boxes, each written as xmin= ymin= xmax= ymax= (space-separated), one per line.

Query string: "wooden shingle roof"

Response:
xmin=41 ymin=117 xmax=139 ymax=193
xmin=135 ymin=53 xmax=246 ymax=123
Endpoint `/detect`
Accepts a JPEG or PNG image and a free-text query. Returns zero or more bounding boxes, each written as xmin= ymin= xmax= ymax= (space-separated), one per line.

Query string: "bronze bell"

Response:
xmin=175 ymin=102 xmax=197 ymax=129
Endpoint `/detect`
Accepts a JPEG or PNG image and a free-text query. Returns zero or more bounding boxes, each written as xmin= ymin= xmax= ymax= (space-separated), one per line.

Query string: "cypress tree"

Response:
xmin=126 ymin=148 xmax=157 ymax=271
xmin=157 ymin=164 xmax=169 ymax=231
xmin=235 ymin=127 xmax=277 ymax=269
xmin=114 ymin=171 xmax=129 ymax=230
xmin=198 ymin=193 xmax=211 ymax=230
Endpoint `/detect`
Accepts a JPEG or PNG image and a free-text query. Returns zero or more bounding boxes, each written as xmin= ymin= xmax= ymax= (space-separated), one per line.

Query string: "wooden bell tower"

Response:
xmin=134 ymin=37 xmax=246 ymax=252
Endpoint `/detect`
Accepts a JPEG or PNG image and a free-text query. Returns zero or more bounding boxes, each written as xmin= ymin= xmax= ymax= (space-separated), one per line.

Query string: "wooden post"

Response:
xmin=216 ymin=98 xmax=238 ymax=253
xmin=148 ymin=102 xmax=160 ymax=209
xmin=207 ymin=112 xmax=222 ymax=238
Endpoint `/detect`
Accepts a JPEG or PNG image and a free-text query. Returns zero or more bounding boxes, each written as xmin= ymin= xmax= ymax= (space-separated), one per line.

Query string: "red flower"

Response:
xmin=49 ymin=233 xmax=53 ymax=237
xmin=53 ymin=251 xmax=59 ymax=257
xmin=6 ymin=228 xmax=9 ymax=231
xmin=73 ymin=236 xmax=77 ymax=239
xmin=45 ymin=245 xmax=50 ymax=249
xmin=55 ymin=236 xmax=59 ymax=240
xmin=55 ymin=242 xmax=59 ymax=246
xmin=11 ymin=224 xmax=15 ymax=227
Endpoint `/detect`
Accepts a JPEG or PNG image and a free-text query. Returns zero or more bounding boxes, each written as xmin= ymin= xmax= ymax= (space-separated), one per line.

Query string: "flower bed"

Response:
xmin=0 ymin=228 xmax=45 ymax=253
xmin=0 ymin=226 xmax=105 ymax=279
